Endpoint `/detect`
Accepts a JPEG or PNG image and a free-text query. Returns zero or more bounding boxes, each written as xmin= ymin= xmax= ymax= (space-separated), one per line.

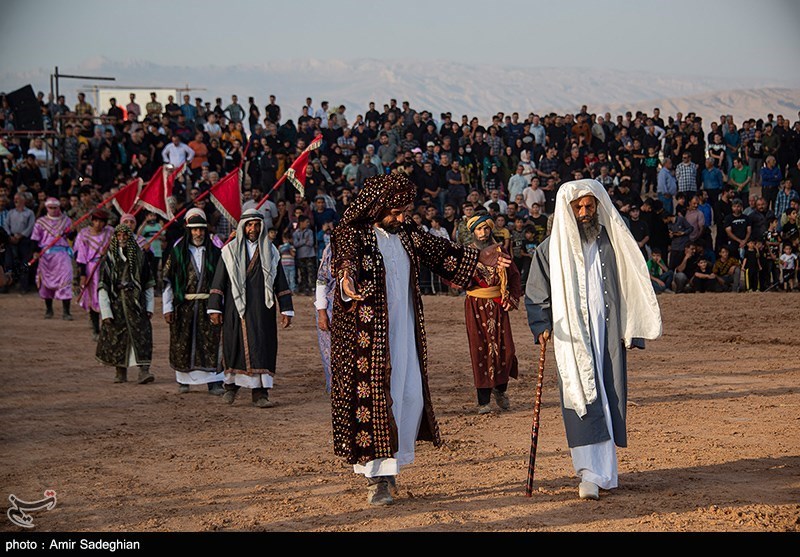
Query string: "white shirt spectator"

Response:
xmin=161 ymin=142 xmax=195 ymax=167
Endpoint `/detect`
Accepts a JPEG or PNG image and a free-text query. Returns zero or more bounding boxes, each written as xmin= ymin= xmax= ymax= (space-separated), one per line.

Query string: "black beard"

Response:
xmin=577 ymin=214 xmax=601 ymax=242
xmin=378 ymin=222 xmax=401 ymax=234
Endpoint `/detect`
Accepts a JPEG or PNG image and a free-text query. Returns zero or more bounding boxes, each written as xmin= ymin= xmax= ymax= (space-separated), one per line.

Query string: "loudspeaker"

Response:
xmin=6 ymin=85 xmax=43 ymax=131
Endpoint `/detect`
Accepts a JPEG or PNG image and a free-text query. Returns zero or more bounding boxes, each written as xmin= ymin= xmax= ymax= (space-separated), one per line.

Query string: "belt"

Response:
xmin=466 ymin=286 xmax=502 ymax=299
xmin=184 ymin=293 xmax=209 ymax=300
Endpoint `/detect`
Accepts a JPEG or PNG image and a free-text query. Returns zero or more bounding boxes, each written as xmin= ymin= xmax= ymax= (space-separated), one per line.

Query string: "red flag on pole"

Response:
xmin=209 ymin=168 xmax=242 ymax=225
xmin=257 ymin=134 xmax=323 ymax=209
xmin=135 ymin=164 xmax=183 ymax=219
xmin=111 ymin=178 xmax=143 ymax=215
xmin=283 ymin=134 xmax=323 ymax=197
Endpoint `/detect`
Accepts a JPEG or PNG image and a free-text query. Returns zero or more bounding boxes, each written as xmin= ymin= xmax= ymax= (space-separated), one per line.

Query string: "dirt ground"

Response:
xmin=0 ymin=290 xmax=798 ymax=533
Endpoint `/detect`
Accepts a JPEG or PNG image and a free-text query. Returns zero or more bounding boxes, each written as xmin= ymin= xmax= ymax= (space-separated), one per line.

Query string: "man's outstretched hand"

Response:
xmin=478 ymin=244 xmax=512 ymax=269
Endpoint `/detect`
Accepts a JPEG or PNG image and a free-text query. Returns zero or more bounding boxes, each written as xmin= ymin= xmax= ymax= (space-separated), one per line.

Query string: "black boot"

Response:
xmin=90 ymin=310 xmax=100 ymax=341
xmin=62 ymin=299 xmax=73 ymax=321
xmin=44 ymin=299 xmax=54 ymax=319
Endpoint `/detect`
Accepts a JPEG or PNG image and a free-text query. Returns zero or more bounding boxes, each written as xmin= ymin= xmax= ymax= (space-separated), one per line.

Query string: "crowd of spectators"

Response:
xmin=1 ymin=89 xmax=799 ymax=295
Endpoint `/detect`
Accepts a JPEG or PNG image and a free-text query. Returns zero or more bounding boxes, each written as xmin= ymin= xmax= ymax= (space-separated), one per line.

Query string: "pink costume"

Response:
xmin=30 ymin=203 xmax=73 ymax=301
xmin=74 ymin=224 xmax=114 ymax=312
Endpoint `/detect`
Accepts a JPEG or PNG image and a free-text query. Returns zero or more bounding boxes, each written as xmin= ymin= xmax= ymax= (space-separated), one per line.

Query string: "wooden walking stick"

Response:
xmin=525 ymin=330 xmax=550 ymax=497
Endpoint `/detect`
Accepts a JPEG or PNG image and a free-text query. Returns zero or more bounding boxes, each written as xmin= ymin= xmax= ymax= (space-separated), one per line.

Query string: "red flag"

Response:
xmin=259 ymin=134 xmax=324 ymax=205
xmin=135 ymin=165 xmax=168 ymax=219
xmin=135 ymin=164 xmax=183 ymax=219
xmin=283 ymin=134 xmax=323 ymax=197
xmin=111 ymin=178 xmax=143 ymax=215
xmin=209 ymin=168 xmax=242 ymax=225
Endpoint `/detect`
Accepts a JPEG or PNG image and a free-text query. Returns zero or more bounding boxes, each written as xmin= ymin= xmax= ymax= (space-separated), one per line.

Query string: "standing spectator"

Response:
xmin=701 ymin=157 xmax=725 ymax=206
xmin=728 ymin=157 xmax=752 ymax=202
xmin=126 ymin=93 xmax=141 ymax=120
xmin=760 ymin=156 xmax=783 ymax=211
xmin=265 ymin=95 xmax=281 ymax=125
xmin=224 ymin=95 xmax=245 ymax=125
xmin=180 ymin=94 xmax=196 ymax=127
xmin=4 ymin=193 xmax=35 ymax=292
xmin=775 ymin=180 xmax=800 ymax=231
xmin=657 ymin=157 xmax=677 ymax=215
xmin=684 ymin=195 xmax=706 ymax=244
xmin=762 ymin=124 xmax=781 ymax=164
xmin=747 ymin=129 xmax=765 ymax=187
xmin=723 ymin=198 xmax=751 ymax=259
xmin=145 ymin=92 xmax=162 ymax=120
xmin=355 ymin=153 xmax=379 ymax=190
xmin=279 ymin=231 xmax=297 ymax=293
xmin=446 ymin=160 xmax=467 ymax=209
xmin=161 ymin=134 xmax=195 ymax=168
xmin=665 ymin=210 xmax=694 ymax=270
xmin=292 ymin=215 xmax=316 ymax=295
xmin=507 ymin=164 xmax=528 ymax=203
xmin=627 ymin=204 xmax=650 ymax=261
xmin=779 ymin=243 xmax=797 ymax=291
xmin=675 ymin=152 xmax=698 ymax=195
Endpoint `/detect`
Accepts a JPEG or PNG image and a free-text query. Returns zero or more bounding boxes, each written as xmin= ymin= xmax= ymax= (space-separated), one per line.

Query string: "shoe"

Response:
xmin=137 ymin=368 xmax=155 ymax=384
xmin=478 ymin=404 xmax=492 ymax=415
xmin=44 ymin=310 xmax=53 ymax=319
xmin=208 ymin=384 xmax=225 ymax=396
xmin=91 ymin=332 xmax=99 ymax=342
xmin=367 ymin=477 xmax=394 ymax=506
xmin=578 ymin=481 xmax=600 ymax=500
xmin=114 ymin=368 xmax=127 ymax=383
xmin=492 ymin=389 xmax=510 ymax=410
xmin=178 ymin=384 xmax=190 ymax=394
xmin=387 ymin=475 xmax=398 ymax=496
xmin=222 ymin=389 xmax=237 ymax=405
xmin=62 ymin=313 xmax=73 ymax=321
xmin=254 ymin=397 xmax=277 ymax=408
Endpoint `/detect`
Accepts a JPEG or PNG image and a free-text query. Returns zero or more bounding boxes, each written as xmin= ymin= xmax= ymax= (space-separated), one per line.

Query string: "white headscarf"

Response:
xmin=220 ymin=208 xmax=279 ymax=318
xmin=549 ymin=179 xmax=661 ymax=417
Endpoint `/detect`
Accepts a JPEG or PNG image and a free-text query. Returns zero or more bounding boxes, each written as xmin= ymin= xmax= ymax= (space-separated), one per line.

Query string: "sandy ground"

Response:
xmin=0 ymin=290 xmax=798 ymax=533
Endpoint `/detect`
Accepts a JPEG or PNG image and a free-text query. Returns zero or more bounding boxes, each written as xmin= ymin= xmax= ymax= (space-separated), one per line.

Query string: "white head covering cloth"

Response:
xmin=220 ymin=208 xmax=279 ymax=318
xmin=549 ymin=179 xmax=661 ymax=417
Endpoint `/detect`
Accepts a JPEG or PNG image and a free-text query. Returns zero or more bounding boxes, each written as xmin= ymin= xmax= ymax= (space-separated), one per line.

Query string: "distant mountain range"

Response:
xmin=2 ymin=57 xmax=798 ymax=127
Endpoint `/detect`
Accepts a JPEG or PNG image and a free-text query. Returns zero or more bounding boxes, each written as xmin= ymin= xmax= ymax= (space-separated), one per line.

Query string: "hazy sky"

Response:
xmin=2 ymin=0 xmax=799 ymax=81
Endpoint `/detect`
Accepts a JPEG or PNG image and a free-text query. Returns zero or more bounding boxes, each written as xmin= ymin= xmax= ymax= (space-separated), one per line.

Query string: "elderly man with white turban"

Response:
xmin=207 ymin=208 xmax=294 ymax=408
xmin=525 ymin=179 xmax=662 ymax=500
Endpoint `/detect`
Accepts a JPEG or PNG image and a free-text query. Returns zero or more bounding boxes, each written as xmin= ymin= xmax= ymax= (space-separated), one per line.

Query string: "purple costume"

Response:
xmin=74 ymin=225 xmax=114 ymax=312
xmin=30 ymin=214 xmax=74 ymax=301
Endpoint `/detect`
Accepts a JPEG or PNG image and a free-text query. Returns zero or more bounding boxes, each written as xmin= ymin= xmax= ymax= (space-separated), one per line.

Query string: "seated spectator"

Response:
xmin=711 ymin=245 xmax=742 ymax=292
xmin=647 ymin=248 xmax=674 ymax=294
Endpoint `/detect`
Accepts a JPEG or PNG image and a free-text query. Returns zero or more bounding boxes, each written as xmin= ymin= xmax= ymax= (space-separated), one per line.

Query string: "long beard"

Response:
xmin=577 ymin=214 xmax=601 ymax=242
xmin=473 ymin=236 xmax=495 ymax=250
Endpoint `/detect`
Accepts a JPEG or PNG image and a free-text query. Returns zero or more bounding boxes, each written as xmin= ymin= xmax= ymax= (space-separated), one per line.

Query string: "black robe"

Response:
xmin=95 ymin=246 xmax=154 ymax=368
xmin=162 ymin=239 xmax=222 ymax=373
xmin=208 ymin=246 xmax=293 ymax=376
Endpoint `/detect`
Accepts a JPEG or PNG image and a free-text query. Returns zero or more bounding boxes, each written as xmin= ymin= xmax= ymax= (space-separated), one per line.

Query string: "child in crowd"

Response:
xmin=741 ymin=239 xmax=761 ymax=291
xmin=779 ymin=243 xmax=797 ymax=291
xmin=687 ymin=258 xmax=718 ymax=293
xmin=279 ymin=231 xmax=297 ymax=293
xmin=642 ymin=146 xmax=659 ymax=196
xmin=647 ymin=248 xmax=674 ymax=294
